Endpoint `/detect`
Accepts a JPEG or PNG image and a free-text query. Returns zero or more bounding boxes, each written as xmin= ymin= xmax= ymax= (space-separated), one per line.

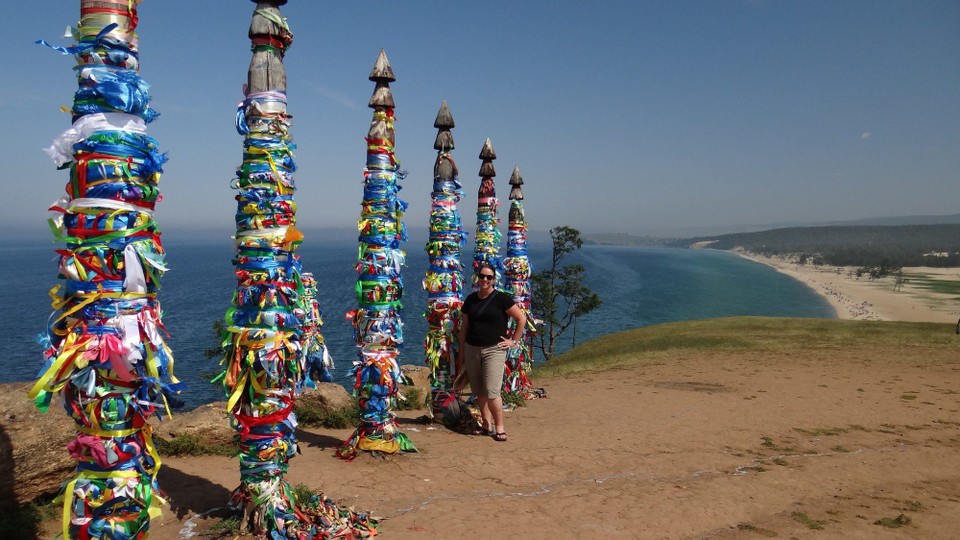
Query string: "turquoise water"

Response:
xmin=0 ymin=236 xmax=834 ymax=409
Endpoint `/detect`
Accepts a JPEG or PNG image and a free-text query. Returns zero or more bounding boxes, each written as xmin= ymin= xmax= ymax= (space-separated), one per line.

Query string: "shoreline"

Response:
xmin=733 ymin=249 xmax=959 ymax=323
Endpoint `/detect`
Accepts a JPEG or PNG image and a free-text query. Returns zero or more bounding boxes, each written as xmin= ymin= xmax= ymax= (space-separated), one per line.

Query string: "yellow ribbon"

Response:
xmin=27 ymin=332 xmax=85 ymax=400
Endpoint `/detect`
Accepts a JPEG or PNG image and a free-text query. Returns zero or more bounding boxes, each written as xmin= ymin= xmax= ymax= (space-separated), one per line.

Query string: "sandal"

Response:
xmin=493 ymin=432 xmax=507 ymax=442
xmin=471 ymin=427 xmax=491 ymax=436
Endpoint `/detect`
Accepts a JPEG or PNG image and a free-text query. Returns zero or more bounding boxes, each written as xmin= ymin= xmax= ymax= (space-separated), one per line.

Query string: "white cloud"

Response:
xmin=860 ymin=131 xmax=872 ymax=140
xmin=307 ymin=83 xmax=359 ymax=110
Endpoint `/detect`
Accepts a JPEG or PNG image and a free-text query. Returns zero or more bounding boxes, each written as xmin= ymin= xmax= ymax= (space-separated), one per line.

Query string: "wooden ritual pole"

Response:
xmin=218 ymin=2 xmax=375 ymax=535
xmin=30 ymin=1 xmax=182 ymax=537
xmin=301 ymin=272 xmax=335 ymax=383
xmin=472 ymin=138 xmax=503 ymax=286
xmin=423 ymin=101 xmax=466 ymax=397
xmin=338 ymin=50 xmax=417 ymax=460
xmin=502 ymin=166 xmax=538 ymax=395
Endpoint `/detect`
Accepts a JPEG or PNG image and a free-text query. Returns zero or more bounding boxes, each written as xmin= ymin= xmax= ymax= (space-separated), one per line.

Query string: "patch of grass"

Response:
xmin=759 ymin=436 xmax=793 ymax=452
xmin=396 ymin=387 xmax=424 ymax=410
xmin=736 ymin=523 xmax=778 ymax=537
xmin=772 ymin=457 xmax=789 ymax=466
xmin=155 ymin=434 xmax=236 ymax=457
xmin=904 ymin=274 xmax=960 ymax=295
xmin=831 ymin=445 xmax=850 ymax=453
xmin=847 ymin=424 xmax=869 ymax=431
xmin=209 ymin=515 xmax=242 ymax=536
xmin=501 ymin=391 xmax=527 ymax=408
xmin=791 ymin=511 xmax=825 ymax=530
xmin=900 ymin=394 xmax=918 ymax=401
xmin=794 ymin=427 xmax=846 ymax=436
xmin=532 ymin=317 xmax=958 ymax=379
xmin=291 ymin=483 xmax=321 ymax=505
xmin=294 ymin=401 xmax=360 ymax=429
xmin=874 ymin=514 xmax=912 ymax=528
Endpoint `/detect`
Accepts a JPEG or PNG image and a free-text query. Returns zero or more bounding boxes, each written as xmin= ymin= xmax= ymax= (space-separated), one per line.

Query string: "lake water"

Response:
xmin=0 ymin=232 xmax=834 ymax=409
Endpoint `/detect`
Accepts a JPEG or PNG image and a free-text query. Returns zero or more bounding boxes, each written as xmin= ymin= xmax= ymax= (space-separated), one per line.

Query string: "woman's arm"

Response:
xmin=498 ymin=304 xmax=527 ymax=349
xmin=457 ymin=313 xmax=469 ymax=367
xmin=506 ymin=304 xmax=526 ymax=341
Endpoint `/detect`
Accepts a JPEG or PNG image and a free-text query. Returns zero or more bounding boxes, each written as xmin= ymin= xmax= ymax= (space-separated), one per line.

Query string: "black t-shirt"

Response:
xmin=462 ymin=291 xmax=516 ymax=347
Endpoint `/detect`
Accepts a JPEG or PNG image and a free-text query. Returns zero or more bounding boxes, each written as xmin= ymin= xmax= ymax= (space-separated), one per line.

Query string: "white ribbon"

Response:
xmin=44 ymin=112 xmax=147 ymax=167
xmin=68 ymin=197 xmax=155 ymax=217
xmin=235 ymin=226 xmax=288 ymax=238
xmin=123 ymin=243 xmax=147 ymax=293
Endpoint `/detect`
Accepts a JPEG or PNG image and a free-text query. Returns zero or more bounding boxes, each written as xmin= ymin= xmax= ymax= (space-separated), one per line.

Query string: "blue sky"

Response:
xmin=4 ymin=0 xmax=959 ymax=238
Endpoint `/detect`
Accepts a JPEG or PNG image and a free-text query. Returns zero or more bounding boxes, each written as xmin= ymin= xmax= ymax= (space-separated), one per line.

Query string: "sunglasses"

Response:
xmin=477 ymin=274 xmax=496 ymax=281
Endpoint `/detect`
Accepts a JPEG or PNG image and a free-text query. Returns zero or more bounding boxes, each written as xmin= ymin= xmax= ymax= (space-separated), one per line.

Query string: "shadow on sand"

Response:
xmin=158 ymin=464 xmax=233 ymax=521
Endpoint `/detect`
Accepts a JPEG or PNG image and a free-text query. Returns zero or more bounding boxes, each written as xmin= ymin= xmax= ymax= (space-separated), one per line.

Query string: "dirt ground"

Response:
xmin=83 ymin=341 xmax=960 ymax=540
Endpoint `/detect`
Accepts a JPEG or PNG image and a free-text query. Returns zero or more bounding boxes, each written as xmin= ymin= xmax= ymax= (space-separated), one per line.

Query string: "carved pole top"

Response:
xmin=369 ymin=49 xmax=396 ymax=82
xmin=434 ymin=100 xmax=454 ymax=129
xmin=479 ymin=137 xmax=496 ymax=160
xmin=478 ymin=138 xmax=496 ymax=179
xmin=509 ymin=166 xmax=524 ymax=200
xmin=434 ymin=101 xmax=455 ymax=151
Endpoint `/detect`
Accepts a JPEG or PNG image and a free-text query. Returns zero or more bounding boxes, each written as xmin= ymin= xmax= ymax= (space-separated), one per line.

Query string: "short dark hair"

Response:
xmin=476 ymin=262 xmax=496 ymax=276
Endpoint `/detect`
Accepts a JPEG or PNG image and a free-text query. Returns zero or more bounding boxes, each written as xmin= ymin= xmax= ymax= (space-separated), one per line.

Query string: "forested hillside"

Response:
xmin=671 ymin=224 xmax=960 ymax=267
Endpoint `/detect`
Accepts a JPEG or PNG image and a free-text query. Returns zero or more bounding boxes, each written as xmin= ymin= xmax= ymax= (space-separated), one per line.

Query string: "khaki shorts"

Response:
xmin=463 ymin=343 xmax=506 ymax=399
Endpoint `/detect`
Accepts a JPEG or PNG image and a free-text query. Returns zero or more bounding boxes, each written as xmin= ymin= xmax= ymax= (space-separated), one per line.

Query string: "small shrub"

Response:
xmin=155 ymin=434 xmax=235 ymax=457
xmin=295 ymin=400 xmax=361 ymax=429
xmin=791 ymin=511 xmax=825 ymax=530
xmin=209 ymin=515 xmax=242 ymax=536
xmin=501 ymin=391 xmax=527 ymax=408
xmin=396 ymin=387 xmax=424 ymax=410
xmin=875 ymin=514 xmax=911 ymax=528
xmin=736 ymin=523 xmax=778 ymax=537
xmin=292 ymin=483 xmax=321 ymax=505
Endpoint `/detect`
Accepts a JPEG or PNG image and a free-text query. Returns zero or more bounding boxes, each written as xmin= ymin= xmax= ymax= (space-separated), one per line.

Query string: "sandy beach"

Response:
xmin=734 ymin=250 xmax=960 ymax=324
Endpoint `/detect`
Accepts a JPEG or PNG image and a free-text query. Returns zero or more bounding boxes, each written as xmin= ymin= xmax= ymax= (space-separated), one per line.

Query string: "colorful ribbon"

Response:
xmin=32 ymin=2 xmax=181 ymax=537
xmin=216 ymin=5 xmax=373 ymax=537
xmin=339 ymin=51 xmax=416 ymax=460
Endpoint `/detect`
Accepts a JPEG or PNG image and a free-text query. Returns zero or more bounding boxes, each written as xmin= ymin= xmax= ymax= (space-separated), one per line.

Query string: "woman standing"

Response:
xmin=458 ymin=262 xmax=527 ymax=441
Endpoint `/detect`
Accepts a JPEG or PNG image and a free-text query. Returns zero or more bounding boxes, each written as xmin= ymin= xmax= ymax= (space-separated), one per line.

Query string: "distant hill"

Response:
xmin=821 ymin=213 xmax=960 ymax=227
xmin=669 ymin=224 xmax=960 ymax=268
xmin=583 ymin=233 xmax=672 ymax=247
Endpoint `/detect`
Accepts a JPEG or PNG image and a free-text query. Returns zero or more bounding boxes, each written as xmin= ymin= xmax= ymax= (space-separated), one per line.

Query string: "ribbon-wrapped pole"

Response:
xmin=422 ymin=101 xmax=466 ymax=405
xmin=31 ymin=1 xmax=182 ymax=537
xmin=217 ymin=2 xmax=375 ymax=536
xmin=302 ymin=272 xmax=335 ymax=384
xmin=502 ymin=166 xmax=539 ymax=395
xmin=338 ymin=50 xmax=417 ymax=460
xmin=472 ymin=138 xmax=503 ymax=285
